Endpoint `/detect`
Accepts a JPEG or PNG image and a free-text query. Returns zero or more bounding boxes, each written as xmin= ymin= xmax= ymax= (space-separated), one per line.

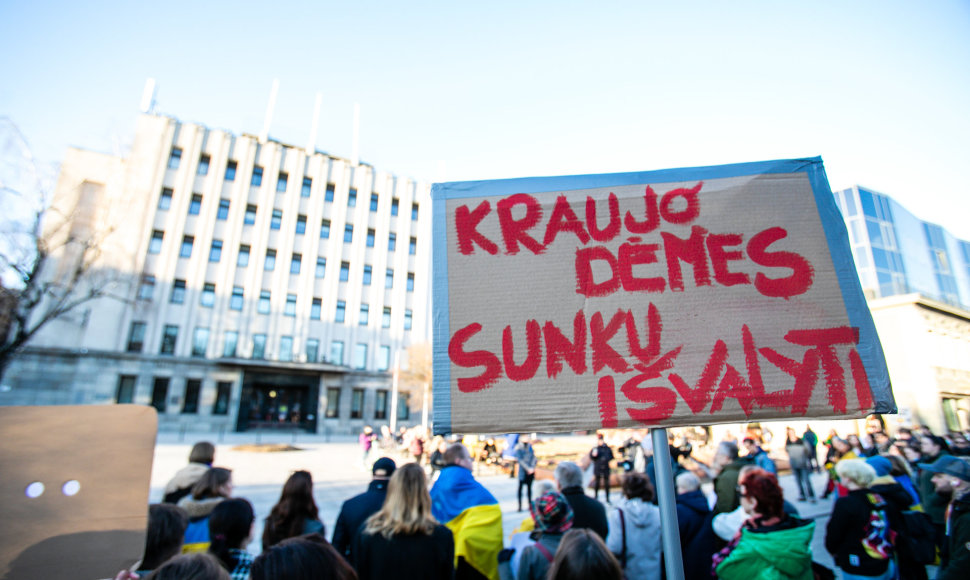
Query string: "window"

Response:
xmin=159 ymin=187 xmax=173 ymax=210
xmin=335 ymin=300 xmax=346 ymax=323
xmin=320 ymin=219 xmax=331 ymax=238
xmin=378 ymin=345 xmax=391 ymax=371
xmin=359 ymin=304 xmax=369 ymax=326
xmin=127 ymin=321 xmax=146 ymax=352
xmin=325 ymin=183 xmax=335 ymax=202
xmin=160 ymin=325 xmax=178 ymax=355
xmin=385 ymin=269 xmax=394 ymax=289
xmin=344 ymin=224 xmax=353 ymax=243
xmin=213 ymin=382 xmax=231 ymax=415
xmin=279 ymin=336 xmax=293 ymax=361
xmin=217 ymin=199 xmax=230 ymax=220
xmin=188 ymin=194 xmax=202 ymax=215
xmin=168 ymin=147 xmax=182 ymax=169
xmin=138 ymin=275 xmax=155 ymax=301
xmin=375 ymin=390 xmax=388 ymax=419
xmin=208 ymin=239 xmax=222 ymax=262
xmin=397 ymin=393 xmax=410 ymax=420
xmin=315 ymin=257 xmax=326 ymax=278
xmin=330 ymin=341 xmax=344 ymax=365
xmin=251 ymin=166 xmax=263 ymax=186
xmin=306 ymin=339 xmax=319 ymax=363
xmin=276 ymin=172 xmax=288 ymax=192
xmin=258 ymin=290 xmax=271 ymax=314
xmin=116 ymin=375 xmax=136 ymax=404
xmin=366 ymin=229 xmax=375 ymax=247
xmin=149 ymin=230 xmax=163 ymax=254
xmin=244 ymin=204 xmax=257 ymax=225
xmin=237 ymin=245 xmax=250 ymax=267
xmin=370 ymin=193 xmax=379 ymax=211
xmin=229 ymin=286 xmax=244 ymax=311
xmin=409 ymin=236 xmax=417 ymax=255
xmin=271 ymin=209 xmax=282 ymax=230
xmin=351 ymin=388 xmax=364 ymax=419
xmin=348 ymin=188 xmax=357 ymax=207
xmin=301 ymin=177 xmax=312 ymax=197
xmin=412 ymin=203 xmax=419 ymax=221
xmin=295 ymin=215 xmax=307 ymax=235
xmin=354 ymin=343 xmax=368 ymax=369
xmin=339 ymin=262 xmax=350 ymax=281
xmin=285 ymin=294 xmax=297 ymax=316
xmin=197 ymin=154 xmax=210 ymax=175
xmin=382 ymin=307 xmax=391 ymax=329
xmin=311 ymin=298 xmax=321 ymax=320
xmin=391 ymin=198 xmax=399 ymax=216
xmin=326 ymin=387 xmax=341 ymax=418
xmin=264 ymin=249 xmax=276 ymax=271
xmin=170 ymin=279 xmax=186 ymax=304
xmin=182 ymin=380 xmax=201 ymax=413
xmin=151 ymin=377 xmax=169 ymax=413
xmin=404 ymin=309 xmax=413 ymax=331
xmin=407 ymin=272 xmax=415 ymax=292
xmin=362 ymin=265 xmax=372 ymax=285
xmin=252 ymin=334 xmax=266 ymax=359
xmin=180 ymin=236 xmax=194 ymax=258
xmin=225 ymin=160 xmax=237 ymax=181
xmin=200 ymin=283 xmax=215 ymax=307
xmin=191 ymin=328 xmax=209 ymax=357
xmin=290 ymin=253 xmax=302 ymax=274
xmin=388 ymin=232 xmax=396 ymax=251
xmin=223 ymin=331 xmax=238 ymax=357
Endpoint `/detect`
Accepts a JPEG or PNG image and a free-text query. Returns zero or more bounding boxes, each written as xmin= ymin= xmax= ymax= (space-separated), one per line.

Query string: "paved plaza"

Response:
xmin=150 ymin=431 xmax=841 ymax=570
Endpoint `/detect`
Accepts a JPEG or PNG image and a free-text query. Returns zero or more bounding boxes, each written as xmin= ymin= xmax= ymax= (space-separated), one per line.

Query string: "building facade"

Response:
xmin=1 ymin=113 xmax=432 ymax=435
xmin=833 ymin=186 xmax=970 ymax=433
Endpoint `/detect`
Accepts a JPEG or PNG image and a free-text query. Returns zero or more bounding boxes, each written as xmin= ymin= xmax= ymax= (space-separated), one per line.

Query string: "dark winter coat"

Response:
xmin=676 ymin=489 xmax=716 ymax=580
xmin=940 ymin=489 xmax=970 ymax=580
xmin=560 ymin=486 xmax=609 ymax=539
xmin=713 ymin=457 xmax=752 ymax=515
xmin=591 ymin=443 xmax=614 ymax=474
xmin=825 ymin=488 xmax=903 ymax=577
xmin=354 ymin=524 xmax=455 ymax=580
xmin=332 ymin=479 xmax=390 ymax=564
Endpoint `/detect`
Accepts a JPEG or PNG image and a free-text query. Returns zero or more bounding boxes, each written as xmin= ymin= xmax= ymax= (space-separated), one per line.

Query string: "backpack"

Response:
xmin=896 ymin=509 xmax=936 ymax=565
xmin=861 ymin=493 xmax=896 ymax=560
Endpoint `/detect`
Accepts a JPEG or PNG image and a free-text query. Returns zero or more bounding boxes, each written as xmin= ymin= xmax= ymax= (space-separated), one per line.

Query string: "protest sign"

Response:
xmin=0 ymin=405 xmax=156 ymax=579
xmin=431 ymin=158 xmax=894 ymax=434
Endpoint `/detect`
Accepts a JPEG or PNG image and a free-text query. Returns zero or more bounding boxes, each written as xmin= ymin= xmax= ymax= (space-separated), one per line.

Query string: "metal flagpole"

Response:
xmin=651 ymin=428 xmax=685 ymax=580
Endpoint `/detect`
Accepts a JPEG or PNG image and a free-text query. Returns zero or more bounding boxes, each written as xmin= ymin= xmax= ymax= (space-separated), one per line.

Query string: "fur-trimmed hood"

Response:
xmin=177 ymin=495 xmax=224 ymax=519
xmin=164 ymin=462 xmax=209 ymax=495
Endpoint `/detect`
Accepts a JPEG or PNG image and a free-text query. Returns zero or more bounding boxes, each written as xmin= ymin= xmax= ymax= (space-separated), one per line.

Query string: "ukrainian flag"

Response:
xmin=431 ymin=466 xmax=503 ymax=580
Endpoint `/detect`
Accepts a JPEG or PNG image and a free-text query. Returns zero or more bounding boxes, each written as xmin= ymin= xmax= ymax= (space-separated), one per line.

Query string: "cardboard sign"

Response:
xmin=0 ymin=405 xmax=157 ymax=579
xmin=432 ymin=158 xmax=894 ymax=434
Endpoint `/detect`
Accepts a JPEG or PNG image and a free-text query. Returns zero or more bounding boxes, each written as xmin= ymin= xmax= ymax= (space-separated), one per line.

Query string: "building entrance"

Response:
xmin=236 ymin=372 xmax=319 ymax=432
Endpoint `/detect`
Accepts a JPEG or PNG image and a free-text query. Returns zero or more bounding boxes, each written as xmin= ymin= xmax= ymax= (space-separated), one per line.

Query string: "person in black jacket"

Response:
xmin=554 ymin=461 xmax=608 ymax=539
xmin=590 ymin=433 xmax=614 ymax=503
xmin=675 ymin=472 xmax=716 ymax=580
xmin=331 ymin=457 xmax=396 ymax=564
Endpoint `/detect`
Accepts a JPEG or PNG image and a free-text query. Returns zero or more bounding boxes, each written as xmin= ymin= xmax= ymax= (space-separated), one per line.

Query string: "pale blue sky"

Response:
xmin=2 ymin=1 xmax=969 ymax=237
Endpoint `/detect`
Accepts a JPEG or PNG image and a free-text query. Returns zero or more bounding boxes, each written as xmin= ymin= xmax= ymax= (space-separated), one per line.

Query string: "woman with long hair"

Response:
xmin=251 ymin=534 xmax=357 ymax=580
xmin=178 ymin=467 xmax=233 ymax=553
xmin=713 ymin=468 xmax=815 ymax=579
xmin=353 ymin=463 xmax=454 ymax=580
xmin=262 ymin=470 xmax=325 ymax=550
xmin=547 ymin=528 xmax=622 ymax=580
xmin=208 ymin=498 xmax=255 ymax=579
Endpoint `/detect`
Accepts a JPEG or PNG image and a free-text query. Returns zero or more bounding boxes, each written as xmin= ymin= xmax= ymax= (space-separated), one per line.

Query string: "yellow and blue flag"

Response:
xmin=431 ymin=466 xmax=503 ymax=580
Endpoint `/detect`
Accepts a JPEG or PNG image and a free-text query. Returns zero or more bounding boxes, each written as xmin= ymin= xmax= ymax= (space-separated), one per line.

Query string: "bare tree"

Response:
xmin=0 ymin=118 xmax=119 ymax=383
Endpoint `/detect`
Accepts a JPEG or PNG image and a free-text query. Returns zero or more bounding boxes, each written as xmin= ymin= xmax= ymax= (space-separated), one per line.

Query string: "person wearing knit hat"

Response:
xmin=515 ymin=491 xmax=574 ymax=580
xmin=921 ymin=456 xmax=970 ymax=579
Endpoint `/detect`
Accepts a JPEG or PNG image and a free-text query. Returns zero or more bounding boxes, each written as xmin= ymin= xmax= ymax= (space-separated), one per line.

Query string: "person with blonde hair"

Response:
xmin=354 ymin=462 xmax=454 ymax=580
xmin=826 ymin=459 xmax=902 ymax=580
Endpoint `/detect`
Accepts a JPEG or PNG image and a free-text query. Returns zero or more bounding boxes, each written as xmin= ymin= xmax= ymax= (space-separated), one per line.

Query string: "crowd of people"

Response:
xmin=115 ymin=417 xmax=970 ymax=580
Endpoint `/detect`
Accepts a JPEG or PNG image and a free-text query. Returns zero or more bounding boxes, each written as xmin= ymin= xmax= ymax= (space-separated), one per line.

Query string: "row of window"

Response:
xmin=137 ymin=275 xmax=414 ymax=323
xmin=121 ymin=372 xmax=409 ymax=422
xmin=166 ymin=147 xmax=420 ymax=219
xmin=127 ymin=322 xmax=402 ymax=369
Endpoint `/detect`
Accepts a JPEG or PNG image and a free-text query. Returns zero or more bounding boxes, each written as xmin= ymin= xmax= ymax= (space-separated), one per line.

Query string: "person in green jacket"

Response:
xmin=712 ymin=468 xmax=815 ymax=580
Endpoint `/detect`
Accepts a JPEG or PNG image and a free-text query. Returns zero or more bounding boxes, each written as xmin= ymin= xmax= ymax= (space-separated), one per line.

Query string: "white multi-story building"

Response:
xmin=2 ymin=113 xmax=432 ymax=435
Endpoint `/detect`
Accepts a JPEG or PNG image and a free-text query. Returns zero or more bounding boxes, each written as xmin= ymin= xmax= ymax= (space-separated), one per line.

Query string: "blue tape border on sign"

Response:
xmin=431 ymin=157 xmax=894 ymax=434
